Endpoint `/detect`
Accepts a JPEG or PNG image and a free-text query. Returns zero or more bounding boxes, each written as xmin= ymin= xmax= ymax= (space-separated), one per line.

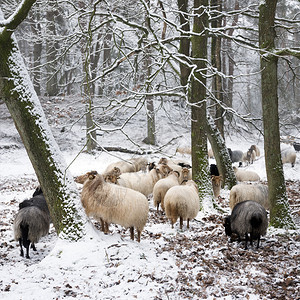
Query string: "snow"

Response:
xmin=0 ymin=98 xmax=299 ymax=299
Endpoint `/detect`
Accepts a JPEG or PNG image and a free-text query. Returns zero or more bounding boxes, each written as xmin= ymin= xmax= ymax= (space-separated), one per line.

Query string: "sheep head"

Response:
xmin=112 ymin=167 xmax=121 ymax=177
xmin=181 ymin=167 xmax=190 ymax=182
xmin=211 ymin=175 xmax=223 ymax=185
xmin=88 ymin=171 xmax=98 ymax=180
xmin=75 ymin=173 xmax=88 ymax=184
xmin=104 ymin=174 xmax=118 ymax=184
xmin=157 ymin=164 xmax=172 ymax=178
xmin=158 ymin=157 xmax=168 ymax=165
xmin=147 ymin=162 xmax=156 ymax=172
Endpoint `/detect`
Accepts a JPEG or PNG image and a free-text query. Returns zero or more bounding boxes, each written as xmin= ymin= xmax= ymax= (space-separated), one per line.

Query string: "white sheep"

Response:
xmin=211 ymin=175 xmax=223 ymax=198
xmin=81 ymin=171 xmax=149 ymax=242
xmin=176 ymin=146 xmax=191 ymax=155
xmin=158 ymin=157 xmax=183 ymax=174
xmin=250 ymin=145 xmax=260 ymax=157
xmin=281 ymin=148 xmax=296 ymax=167
xmin=233 ymin=166 xmax=260 ymax=182
xmin=158 ymin=157 xmax=192 ymax=182
xmin=104 ymin=157 xmax=148 ymax=174
xmin=229 ymin=183 xmax=269 ymax=210
xmin=242 ymin=149 xmax=256 ymax=165
xmin=179 ymin=167 xmax=192 ymax=183
xmin=153 ymin=171 xmax=180 ymax=211
xmin=115 ymin=167 xmax=164 ymax=197
xmin=164 ymin=180 xmax=200 ymax=229
xmin=75 ymin=167 xmax=121 ymax=185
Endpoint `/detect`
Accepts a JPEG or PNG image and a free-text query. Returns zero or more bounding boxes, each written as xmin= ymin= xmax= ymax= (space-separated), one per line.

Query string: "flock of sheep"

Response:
xmin=13 ymin=143 xmax=297 ymax=258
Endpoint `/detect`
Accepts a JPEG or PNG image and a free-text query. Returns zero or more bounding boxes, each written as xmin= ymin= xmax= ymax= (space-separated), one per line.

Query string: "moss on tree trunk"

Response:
xmin=259 ymin=0 xmax=295 ymax=229
xmin=0 ymin=32 xmax=87 ymax=241
xmin=190 ymin=0 xmax=214 ymax=207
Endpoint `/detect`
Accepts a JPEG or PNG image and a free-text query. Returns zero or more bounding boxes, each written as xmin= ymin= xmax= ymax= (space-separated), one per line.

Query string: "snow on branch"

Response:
xmin=274 ymin=48 xmax=300 ymax=59
xmin=0 ymin=0 xmax=36 ymax=39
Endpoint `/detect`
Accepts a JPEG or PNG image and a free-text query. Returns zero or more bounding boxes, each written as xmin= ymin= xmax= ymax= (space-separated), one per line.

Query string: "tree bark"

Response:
xmin=190 ymin=0 xmax=214 ymax=208
xmin=206 ymin=114 xmax=237 ymax=189
xmin=45 ymin=0 xmax=59 ymax=96
xmin=143 ymin=0 xmax=156 ymax=145
xmin=211 ymin=0 xmax=224 ymax=138
xmin=0 ymin=3 xmax=88 ymax=240
xmin=259 ymin=0 xmax=295 ymax=229
xmin=177 ymin=0 xmax=191 ymax=93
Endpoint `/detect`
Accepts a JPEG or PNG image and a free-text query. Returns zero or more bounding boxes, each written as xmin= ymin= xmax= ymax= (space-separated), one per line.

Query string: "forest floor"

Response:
xmin=0 ymin=97 xmax=299 ymax=299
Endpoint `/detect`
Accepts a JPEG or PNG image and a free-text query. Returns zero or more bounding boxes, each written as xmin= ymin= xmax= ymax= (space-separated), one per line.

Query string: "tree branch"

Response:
xmin=274 ymin=48 xmax=300 ymax=59
xmin=0 ymin=0 xmax=37 ymax=40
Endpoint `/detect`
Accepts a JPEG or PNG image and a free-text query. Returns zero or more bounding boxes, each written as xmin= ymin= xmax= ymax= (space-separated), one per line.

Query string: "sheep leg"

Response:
xmin=244 ymin=233 xmax=248 ymax=250
xmin=257 ymin=235 xmax=261 ymax=249
xmin=104 ymin=222 xmax=109 ymax=234
xmin=187 ymin=219 xmax=190 ymax=229
xmin=137 ymin=230 xmax=141 ymax=243
xmin=25 ymin=244 xmax=30 ymax=259
xmin=19 ymin=239 xmax=24 ymax=257
xmin=100 ymin=218 xmax=105 ymax=232
xmin=180 ymin=217 xmax=183 ymax=230
xmin=250 ymin=232 xmax=254 ymax=247
xmin=130 ymin=227 xmax=134 ymax=241
xmin=31 ymin=243 xmax=37 ymax=251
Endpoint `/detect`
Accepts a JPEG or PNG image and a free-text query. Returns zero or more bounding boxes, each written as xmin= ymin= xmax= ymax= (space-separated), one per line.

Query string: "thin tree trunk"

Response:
xmin=259 ymin=0 xmax=295 ymax=229
xmin=45 ymin=0 xmax=59 ymax=96
xmin=206 ymin=114 xmax=237 ymax=189
xmin=177 ymin=0 xmax=191 ymax=93
xmin=211 ymin=0 xmax=224 ymax=138
xmin=223 ymin=0 xmax=239 ymax=123
xmin=143 ymin=0 xmax=156 ymax=145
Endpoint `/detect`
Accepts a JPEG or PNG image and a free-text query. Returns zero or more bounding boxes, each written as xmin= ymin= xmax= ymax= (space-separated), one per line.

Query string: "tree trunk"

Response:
xmin=190 ymin=0 xmax=214 ymax=209
xmin=259 ymin=0 xmax=295 ymax=229
xmin=0 ymin=5 xmax=88 ymax=240
xmin=211 ymin=0 xmax=224 ymax=138
xmin=79 ymin=0 xmax=97 ymax=152
xmin=45 ymin=0 xmax=59 ymax=96
xmin=206 ymin=114 xmax=237 ymax=189
xmin=30 ymin=4 xmax=42 ymax=96
xmin=177 ymin=0 xmax=191 ymax=93
xmin=143 ymin=0 xmax=156 ymax=146
xmin=222 ymin=0 xmax=239 ymax=123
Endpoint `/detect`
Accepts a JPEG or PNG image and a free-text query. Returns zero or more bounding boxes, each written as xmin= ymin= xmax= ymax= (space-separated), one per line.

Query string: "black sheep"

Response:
xmin=224 ymin=200 xmax=268 ymax=250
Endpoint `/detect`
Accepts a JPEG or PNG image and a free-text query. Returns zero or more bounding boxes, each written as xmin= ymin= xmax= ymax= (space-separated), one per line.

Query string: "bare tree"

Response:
xmin=0 ymin=0 xmax=88 ymax=240
xmin=259 ymin=0 xmax=298 ymax=229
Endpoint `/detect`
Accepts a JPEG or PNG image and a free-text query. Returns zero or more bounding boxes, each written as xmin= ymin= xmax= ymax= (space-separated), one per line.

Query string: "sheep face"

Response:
xmin=180 ymin=168 xmax=190 ymax=182
xmin=158 ymin=157 xmax=168 ymax=165
xmin=104 ymin=174 xmax=118 ymax=184
xmin=157 ymin=164 xmax=172 ymax=178
xmin=211 ymin=175 xmax=222 ymax=197
xmin=75 ymin=173 xmax=88 ymax=184
xmin=147 ymin=162 xmax=156 ymax=172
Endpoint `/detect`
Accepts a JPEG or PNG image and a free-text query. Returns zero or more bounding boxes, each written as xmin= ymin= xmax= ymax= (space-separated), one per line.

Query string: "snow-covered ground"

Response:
xmin=0 ymin=98 xmax=299 ymax=299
